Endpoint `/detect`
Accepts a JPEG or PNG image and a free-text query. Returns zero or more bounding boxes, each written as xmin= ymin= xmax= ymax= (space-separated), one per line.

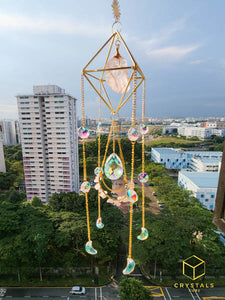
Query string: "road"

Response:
xmin=148 ymin=286 xmax=225 ymax=300
xmin=2 ymin=285 xmax=225 ymax=300
xmin=0 ymin=284 xmax=119 ymax=300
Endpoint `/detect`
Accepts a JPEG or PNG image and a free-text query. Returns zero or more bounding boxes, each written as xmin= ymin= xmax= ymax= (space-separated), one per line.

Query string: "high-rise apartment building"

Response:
xmin=0 ymin=120 xmax=19 ymax=145
xmin=0 ymin=138 xmax=6 ymax=173
xmin=17 ymin=85 xmax=79 ymax=203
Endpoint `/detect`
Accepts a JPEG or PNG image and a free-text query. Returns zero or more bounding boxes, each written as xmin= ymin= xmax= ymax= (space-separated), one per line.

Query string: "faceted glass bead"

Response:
xmin=95 ymin=183 xmax=100 ymax=191
xmin=94 ymin=167 xmax=102 ymax=176
xmin=104 ymin=153 xmax=123 ymax=180
xmin=78 ymin=126 xmax=90 ymax=139
xmin=85 ymin=240 xmax=97 ymax=255
xmin=138 ymin=173 xmax=149 ymax=183
xmin=96 ymin=217 xmax=104 ymax=229
xmin=106 ymin=52 xmax=130 ymax=94
xmin=122 ymin=257 xmax=135 ymax=275
xmin=100 ymin=191 xmax=107 ymax=199
xmin=127 ymin=189 xmax=138 ymax=203
xmin=80 ymin=181 xmax=91 ymax=193
xmin=140 ymin=124 xmax=148 ymax=135
xmin=97 ymin=122 xmax=102 ymax=133
xmin=127 ymin=126 xmax=140 ymax=142
xmin=137 ymin=227 xmax=149 ymax=241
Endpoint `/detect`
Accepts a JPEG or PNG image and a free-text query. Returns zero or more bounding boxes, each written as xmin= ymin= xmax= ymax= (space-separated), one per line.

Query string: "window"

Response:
xmin=201 ymin=194 xmax=204 ymax=198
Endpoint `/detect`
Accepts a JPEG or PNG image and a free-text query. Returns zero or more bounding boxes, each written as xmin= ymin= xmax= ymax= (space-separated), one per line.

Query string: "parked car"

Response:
xmin=148 ymin=183 xmax=154 ymax=186
xmin=71 ymin=286 xmax=86 ymax=295
xmin=152 ymin=192 xmax=158 ymax=196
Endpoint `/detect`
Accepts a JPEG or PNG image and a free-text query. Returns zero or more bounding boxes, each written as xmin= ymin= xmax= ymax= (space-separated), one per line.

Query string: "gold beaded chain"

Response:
xmin=128 ymin=70 xmax=137 ymax=258
xmin=98 ymin=83 xmax=102 ymax=219
xmin=81 ymin=72 xmax=91 ymax=242
xmin=142 ymin=79 xmax=146 ymax=228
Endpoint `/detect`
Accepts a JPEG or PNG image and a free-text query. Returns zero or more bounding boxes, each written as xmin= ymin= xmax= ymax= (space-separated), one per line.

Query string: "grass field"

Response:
xmin=145 ymin=136 xmax=201 ymax=147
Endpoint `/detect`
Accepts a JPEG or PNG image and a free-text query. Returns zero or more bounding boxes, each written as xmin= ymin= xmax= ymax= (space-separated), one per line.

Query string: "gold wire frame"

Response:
xmin=81 ymin=28 xmax=148 ymax=267
xmin=82 ymin=30 xmax=145 ymax=115
xmin=82 ymin=30 xmax=145 ymax=203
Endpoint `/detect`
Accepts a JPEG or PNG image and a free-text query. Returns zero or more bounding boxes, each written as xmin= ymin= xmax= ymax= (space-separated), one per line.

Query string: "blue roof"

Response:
xmin=198 ymin=157 xmax=221 ymax=164
xmin=180 ymin=171 xmax=219 ymax=188
xmin=152 ymin=148 xmax=181 ymax=155
xmin=187 ymin=151 xmax=222 ymax=157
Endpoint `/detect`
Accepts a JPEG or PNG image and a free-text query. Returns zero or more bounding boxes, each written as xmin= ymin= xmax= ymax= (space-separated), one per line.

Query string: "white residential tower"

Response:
xmin=17 ymin=85 xmax=79 ymax=203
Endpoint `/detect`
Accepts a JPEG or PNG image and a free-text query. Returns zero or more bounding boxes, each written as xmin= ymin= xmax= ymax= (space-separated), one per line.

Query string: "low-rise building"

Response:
xmin=162 ymin=124 xmax=181 ymax=135
xmin=190 ymin=157 xmax=221 ymax=172
xmin=151 ymin=148 xmax=222 ymax=170
xmin=178 ymin=126 xmax=212 ymax=139
xmin=178 ymin=171 xmax=219 ymax=210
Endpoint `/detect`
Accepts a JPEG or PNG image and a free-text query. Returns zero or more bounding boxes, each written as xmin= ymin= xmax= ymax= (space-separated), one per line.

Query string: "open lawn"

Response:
xmin=145 ymin=136 xmax=201 ymax=147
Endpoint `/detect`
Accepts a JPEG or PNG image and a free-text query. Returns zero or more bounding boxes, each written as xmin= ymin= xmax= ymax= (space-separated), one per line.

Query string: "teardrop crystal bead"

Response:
xmin=104 ymin=153 xmax=123 ymax=180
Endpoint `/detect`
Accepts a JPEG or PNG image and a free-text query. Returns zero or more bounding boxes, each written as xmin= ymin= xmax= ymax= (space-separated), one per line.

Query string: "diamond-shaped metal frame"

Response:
xmin=82 ymin=30 xmax=145 ymax=115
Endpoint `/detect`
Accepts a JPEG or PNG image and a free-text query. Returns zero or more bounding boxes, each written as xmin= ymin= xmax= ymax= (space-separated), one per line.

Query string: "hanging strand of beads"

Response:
xmin=96 ymin=82 xmax=104 ymax=229
xmin=79 ymin=73 xmax=97 ymax=255
xmin=137 ymin=79 xmax=149 ymax=241
xmin=123 ymin=71 xmax=138 ymax=275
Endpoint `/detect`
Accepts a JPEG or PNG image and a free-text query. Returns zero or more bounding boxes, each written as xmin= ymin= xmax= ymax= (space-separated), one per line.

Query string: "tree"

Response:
xmin=31 ymin=196 xmax=43 ymax=207
xmin=119 ymin=277 xmax=153 ymax=300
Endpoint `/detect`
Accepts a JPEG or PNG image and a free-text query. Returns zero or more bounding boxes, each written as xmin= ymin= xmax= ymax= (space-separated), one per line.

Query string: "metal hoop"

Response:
xmin=112 ymin=21 xmax=122 ymax=34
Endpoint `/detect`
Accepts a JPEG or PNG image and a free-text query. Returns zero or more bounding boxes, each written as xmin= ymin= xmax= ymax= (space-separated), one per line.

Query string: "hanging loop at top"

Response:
xmin=112 ymin=0 xmax=122 ymax=34
xmin=112 ymin=21 xmax=122 ymax=34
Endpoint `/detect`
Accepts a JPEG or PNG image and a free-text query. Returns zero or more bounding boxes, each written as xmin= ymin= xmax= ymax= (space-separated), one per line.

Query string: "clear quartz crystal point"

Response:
xmin=104 ymin=153 xmax=123 ymax=180
xmin=137 ymin=227 xmax=149 ymax=241
xmin=106 ymin=45 xmax=130 ymax=94
xmin=85 ymin=240 xmax=97 ymax=255
xmin=122 ymin=257 xmax=135 ymax=275
xmin=96 ymin=217 xmax=104 ymax=229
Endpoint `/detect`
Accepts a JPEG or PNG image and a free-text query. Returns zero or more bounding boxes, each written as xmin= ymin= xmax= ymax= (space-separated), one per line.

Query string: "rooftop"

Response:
xmin=152 ymin=148 xmax=182 ymax=155
xmin=180 ymin=171 xmax=219 ymax=188
xmin=152 ymin=148 xmax=222 ymax=157
xmin=193 ymin=157 xmax=222 ymax=164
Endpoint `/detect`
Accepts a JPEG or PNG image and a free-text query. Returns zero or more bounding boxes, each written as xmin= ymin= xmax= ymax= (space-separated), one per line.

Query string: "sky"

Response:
xmin=0 ymin=0 xmax=225 ymax=119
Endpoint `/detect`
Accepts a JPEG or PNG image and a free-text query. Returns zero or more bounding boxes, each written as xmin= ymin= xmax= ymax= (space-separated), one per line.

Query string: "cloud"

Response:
xmin=147 ymin=44 xmax=201 ymax=61
xmin=130 ymin=17 xmax=201 ymax=62
xmin=0 ymin=12 xmax=108 ymax=37
xmin=140 ymin=18 xmax=187 ymax=49
xmin=189 ymin=59 xmax=204 ymax=65
xmin=220 ymin=59 xmax=225 ymax=69
xmin=0 ymin=104 xmax=18 ymax=119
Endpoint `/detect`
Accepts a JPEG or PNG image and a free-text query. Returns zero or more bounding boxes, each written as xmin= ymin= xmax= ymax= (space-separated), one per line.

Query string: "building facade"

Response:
xmin=178 ymin=171 xmax=219 ymax=210
xmin=151 ymin=148 xmax=222 ymax=170
xmin=0 ymin=138 xmax=6 ymax=173
xmin=0 ymin=120 xmax=19 ymax=145
xmin=178 ymin=126 xmax=212 ymax=139
xmin=190 ymin=157 xmax=221 ymax=172
xmin=17 ymin=85 xmax=79 ymax=203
